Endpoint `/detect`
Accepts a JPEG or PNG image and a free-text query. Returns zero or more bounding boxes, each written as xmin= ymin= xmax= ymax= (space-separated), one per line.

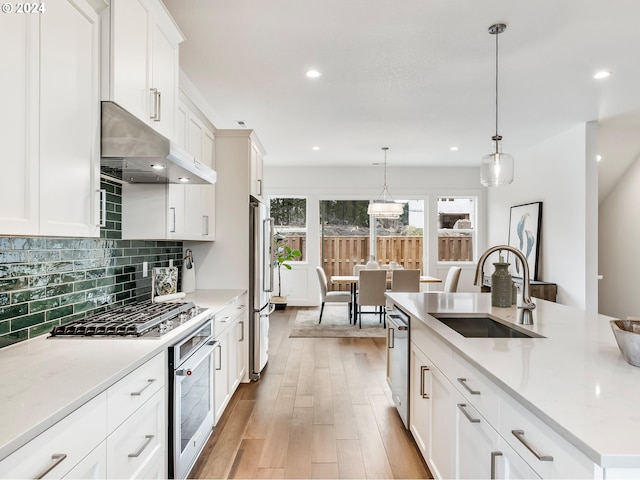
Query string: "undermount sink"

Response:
xmin=433 ymin=315 xmax=544 ymax=339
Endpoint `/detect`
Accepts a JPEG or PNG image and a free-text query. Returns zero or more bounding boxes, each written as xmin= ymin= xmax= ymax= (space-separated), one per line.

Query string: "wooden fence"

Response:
xmin=282 ymin=234 xmax=471 ymax=290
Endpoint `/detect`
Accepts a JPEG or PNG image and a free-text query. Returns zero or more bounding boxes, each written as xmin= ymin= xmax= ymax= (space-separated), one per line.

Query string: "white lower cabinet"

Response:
xmin=213 ymin=295 xmax=248 ymax=424
xmin=407 ymin=312 xmax=603 ymax=480
xmin=106 ymin=388 xmax=165 ymax=479
xmin=63 ymin=443 xmax=107 ymax=480
xmin=0 ymin=393 xmax=107 ymax=479
xmin=0 ymin=353 xmax=166 ymax=480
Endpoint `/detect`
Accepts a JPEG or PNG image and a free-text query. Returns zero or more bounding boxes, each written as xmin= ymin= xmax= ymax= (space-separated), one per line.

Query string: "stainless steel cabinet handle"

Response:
xmin=203 ymin=215 xmax=209 ymax=235
xmin=35 ymin=453 xmax=67 ymax=479
xmin=156 ymin=91 xmax=161 ymax=121
xmin=388 ymin=327 xmax=395 ymax=349
xmin=511 ymin=430 xmax=554 ymax=461
xmin=130 ymin=378 xmax=156 ymax=396
xmin=239 ymin=321 xmax=244 ymax=342
xmin=216 ymin=344 xmax=222 ymax=371
xmin=457 ymin=403 xmax=480 ymax=423
xmin=128 ymin=435 xmax=154 ymax=458
xmin=150 ymin=88 xmax=159 ymax=120
xmin=169 ymin=207 xmax=176 ymax=232
xmin=397 ymin=325 xmax=408 ymax=331
xmin=420 ymin=366 xmax=430 ymax=399
xmin=458 ymin=377 xmax=481 ymax=395
xmin=490 ymin=451 xmax=503 ymax=479
xmin=257 ymin=178 xmax=262 ymax=196
xmin=98 ymin=189 xmax=107 ymax=227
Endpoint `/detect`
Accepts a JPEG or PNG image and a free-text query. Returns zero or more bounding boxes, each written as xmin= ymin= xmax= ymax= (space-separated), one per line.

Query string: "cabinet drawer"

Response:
xmin=410 ymin=317 xmax=453 ymax=378
xmin=451 ymin=352 xmax=500 ymax=427
xmin=0 ymin=392 xmax=107 ymax=479
xmin=215 ymin=295 xmax=247 ymax=333
xmin=106 ymin=352 xmax=165 ymax=433
xmin=499 ymin=394 xmax=597 ymax=479
xmin=106 ymin=388 xmax=166 ymax=479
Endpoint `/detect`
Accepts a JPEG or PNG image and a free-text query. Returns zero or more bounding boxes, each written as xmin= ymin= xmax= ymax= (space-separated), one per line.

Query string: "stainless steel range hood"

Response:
xmin=100 ymin=101 xmax=217 ymax=185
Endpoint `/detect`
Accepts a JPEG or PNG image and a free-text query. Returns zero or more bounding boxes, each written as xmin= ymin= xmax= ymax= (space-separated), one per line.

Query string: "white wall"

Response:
xmin=599 ymin=154 xmax=640 ymax=318
xmin=264 ymin=165 xmax=483 ymax=306
xmin=486 ymin=123 xmax=599 ymax=310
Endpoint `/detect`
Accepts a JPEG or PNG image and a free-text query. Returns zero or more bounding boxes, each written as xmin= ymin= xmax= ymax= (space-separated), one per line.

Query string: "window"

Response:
xmin=437 ymin=197 xmax=476 ymax=262
xmin=319 ymin=199 xmax=424 ymax=290
xmin=269 ymin=197 xmax=307 ymax=261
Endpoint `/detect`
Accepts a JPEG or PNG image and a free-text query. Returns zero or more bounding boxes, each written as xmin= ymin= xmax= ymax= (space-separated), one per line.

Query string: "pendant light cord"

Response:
xmin=495 ymin=29 xmax=499 ymax=139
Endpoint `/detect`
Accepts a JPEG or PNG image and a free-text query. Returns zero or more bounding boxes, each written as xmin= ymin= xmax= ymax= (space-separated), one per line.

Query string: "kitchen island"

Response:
xmin=0 ymin=289 xmax=245 ymax=475
xmin=387 ymin=291 xmax=640 ymax=478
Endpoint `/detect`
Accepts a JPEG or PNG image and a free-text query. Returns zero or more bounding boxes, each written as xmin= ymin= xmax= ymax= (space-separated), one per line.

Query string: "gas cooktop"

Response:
xmin=49 ymin=301 xmax=205 ymax=338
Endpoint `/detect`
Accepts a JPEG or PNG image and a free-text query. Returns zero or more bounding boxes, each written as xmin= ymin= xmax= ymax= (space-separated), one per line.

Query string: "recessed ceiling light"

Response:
xmin=450 ymin=146 xmax=459 ymax=151
xmin=593 ymin=71 xmax=611 ymax=79
xmin=306 ymin=70 xmax=321 ymax=78
xmin=597 ymin=155 xmax=602 ymax=162
xmin=178 ymin=178 xmax=190 ymax=183
xmin=151 ymin=164 xmax=166 ymax=170
xmin=312 ymin=146 xmax=320 ymax=151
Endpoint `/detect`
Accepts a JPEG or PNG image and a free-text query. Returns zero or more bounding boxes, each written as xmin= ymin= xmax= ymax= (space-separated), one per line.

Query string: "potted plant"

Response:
xmin=271 ymin=234 xmax=302 ymax=310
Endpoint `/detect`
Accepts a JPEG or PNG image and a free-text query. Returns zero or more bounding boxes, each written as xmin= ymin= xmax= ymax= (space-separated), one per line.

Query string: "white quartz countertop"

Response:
xmin=386 ymin=291 xmax=640 ymax=469
xmin=0 ymin=289 xmax=245 ymax=461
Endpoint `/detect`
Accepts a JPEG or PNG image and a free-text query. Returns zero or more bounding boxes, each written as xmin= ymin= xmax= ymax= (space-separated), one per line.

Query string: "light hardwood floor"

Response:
xmin=190 ymin=306 xmax=432 ymax=479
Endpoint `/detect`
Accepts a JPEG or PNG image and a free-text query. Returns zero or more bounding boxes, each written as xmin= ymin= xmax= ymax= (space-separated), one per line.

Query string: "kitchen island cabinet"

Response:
xmin=389 ymin=292 xmax=640 ymax=478
xmin=0 ymin=0 xmax=103 ymax=238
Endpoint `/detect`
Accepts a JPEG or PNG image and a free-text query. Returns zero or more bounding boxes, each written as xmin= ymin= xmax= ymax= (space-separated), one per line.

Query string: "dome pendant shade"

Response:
xmin=368 ymin=147 xmax=403 ymax=219
xmin=481 ymin=23 xmax=514 ymax=187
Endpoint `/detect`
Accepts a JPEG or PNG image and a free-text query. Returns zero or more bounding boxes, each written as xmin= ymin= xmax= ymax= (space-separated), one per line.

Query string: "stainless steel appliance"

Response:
xmin=249 ymin=195 xmax=275 ymax=380
xmin=49 ymin=301 xmax=204 ymax=338
xmin=168 ymin=317 xmax=217 ymax=479
xmin=101 ymin=101 xmax=217 ymax=185
xmin=387 ymin=307 xmax=409 ymax=428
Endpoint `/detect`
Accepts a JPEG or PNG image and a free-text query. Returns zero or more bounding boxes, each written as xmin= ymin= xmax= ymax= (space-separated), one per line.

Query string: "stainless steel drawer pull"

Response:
xmin=388 ymin=327 xmax=395 ymax=349
xmin=457 ymin=403 xmax=480 ymax=423
xmin=130 ymin=378 xmax=156 ymax=396
xmin=397 ymin=325 xmax=408 ymax=331
xmin=490 ymin=451 xmax=503 ymax=479
xmin=128 ymin=435 xmax=154 ymax=458
xmin=239 ymin=321 xmax=245 ymax=342
xmin=511 ymin=430 xmax=554 ymax=461
xmin=35 ymin=453 xmax=67 ymax=479
xmin=219 ymin=316 xmax=230 ymax=322
xmin=216 ymin=343 xmax=222 ymax=371
xmin=420 ymin=366 xmax=430 ymax=399
xmin=458 ymin=377 xmax=481 ymax=395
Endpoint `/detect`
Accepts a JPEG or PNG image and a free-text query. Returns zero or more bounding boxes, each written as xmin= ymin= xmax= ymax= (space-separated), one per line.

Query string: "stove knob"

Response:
xmin=179 ymin=313 xmax=187 ymax=323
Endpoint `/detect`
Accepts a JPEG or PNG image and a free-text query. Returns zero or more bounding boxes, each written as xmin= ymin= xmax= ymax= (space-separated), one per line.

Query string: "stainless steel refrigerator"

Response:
xmin=249 ymin=196 xmax=274 ymax=380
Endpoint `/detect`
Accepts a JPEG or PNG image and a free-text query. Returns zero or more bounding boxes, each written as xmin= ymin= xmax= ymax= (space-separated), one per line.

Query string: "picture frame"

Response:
xmin=507 ymin=202 xmax=542 ymax=281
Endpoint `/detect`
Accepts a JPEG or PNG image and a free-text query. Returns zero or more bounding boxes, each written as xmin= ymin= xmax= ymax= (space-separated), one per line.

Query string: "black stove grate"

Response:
xmin=50 ymin=301 xmax=196 ymax=337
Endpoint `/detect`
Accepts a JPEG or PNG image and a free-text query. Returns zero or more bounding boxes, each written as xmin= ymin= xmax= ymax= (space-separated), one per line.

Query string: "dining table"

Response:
xmin=330 ymin=274 xmax=442 ymax=323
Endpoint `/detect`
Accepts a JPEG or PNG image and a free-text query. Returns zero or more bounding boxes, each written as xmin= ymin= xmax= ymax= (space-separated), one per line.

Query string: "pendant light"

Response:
xmin=368 ymin=147 xmax=403 ymax=219
xmin=480 ymin=23 xmax=514 ymax=187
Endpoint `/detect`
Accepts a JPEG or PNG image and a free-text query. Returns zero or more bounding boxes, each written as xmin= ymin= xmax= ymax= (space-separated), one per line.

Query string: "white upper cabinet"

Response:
xmin=0 ymin=0 xmax=103 ymax=238
xmin=104 ymin=0 xmax=182 ymax=141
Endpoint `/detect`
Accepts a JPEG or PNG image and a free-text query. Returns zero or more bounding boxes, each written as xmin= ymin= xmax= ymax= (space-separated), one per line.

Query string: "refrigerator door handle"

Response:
xmin=263 ymin=217 xmax=274 ymax=293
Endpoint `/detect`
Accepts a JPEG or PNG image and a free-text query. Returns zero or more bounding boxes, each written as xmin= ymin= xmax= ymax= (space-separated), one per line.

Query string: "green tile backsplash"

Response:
xmin=0 ymin=179 xmax=183 ymax=348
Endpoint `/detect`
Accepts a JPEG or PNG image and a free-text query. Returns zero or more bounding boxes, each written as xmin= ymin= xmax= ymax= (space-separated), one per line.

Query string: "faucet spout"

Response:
xmin=474 ymin=245 xmax=536 ymax=325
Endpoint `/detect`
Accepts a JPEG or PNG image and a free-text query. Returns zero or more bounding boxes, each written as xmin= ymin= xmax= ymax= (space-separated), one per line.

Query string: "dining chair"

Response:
xmin=391 ymin=269 xmax=421 ymax=292
xmin=357 ymin=269 xmax=387 ymax=328
xmin=316 ymin=267 xmax=352 ymax=324
xmin=353 ymin=264 xmax=367 ymax=276
xmin=444 ymin=266 xmax=462 ymax=293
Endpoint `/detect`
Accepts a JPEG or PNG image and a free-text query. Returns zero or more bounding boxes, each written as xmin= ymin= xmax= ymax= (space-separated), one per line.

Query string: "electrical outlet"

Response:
xmin=143 ymin=262 xmax=148 ymax=277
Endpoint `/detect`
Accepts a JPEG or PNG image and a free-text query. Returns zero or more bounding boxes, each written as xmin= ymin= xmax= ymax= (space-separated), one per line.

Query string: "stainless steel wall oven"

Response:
xmin=168 ymin=315 xmax=217 ymax=479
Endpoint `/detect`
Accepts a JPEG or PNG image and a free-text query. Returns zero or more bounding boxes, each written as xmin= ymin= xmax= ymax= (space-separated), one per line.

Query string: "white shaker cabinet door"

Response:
xmin=39 ymin=0 xmax=100 ymax=237
xmin=109 ymin=0 xmax=151 ymax=125
xmin=150 ymin=22 xmax=178 ymax=140
xmin=0 ymin=15 xmax=38 ymax=235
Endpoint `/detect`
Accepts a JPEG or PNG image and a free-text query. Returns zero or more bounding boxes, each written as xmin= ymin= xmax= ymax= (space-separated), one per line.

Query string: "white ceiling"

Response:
xmin=163 ymin=0 xmax=640 ymax=191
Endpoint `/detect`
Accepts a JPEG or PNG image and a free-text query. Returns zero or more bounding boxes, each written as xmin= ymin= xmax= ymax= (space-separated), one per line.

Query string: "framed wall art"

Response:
xmin=507 ymin=202 xmax=542 ymax=280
